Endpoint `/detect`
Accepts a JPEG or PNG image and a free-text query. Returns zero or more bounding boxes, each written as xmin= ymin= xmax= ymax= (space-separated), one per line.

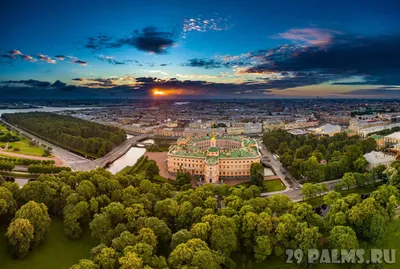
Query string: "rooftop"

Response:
xmin=385 ymin=131 xmax=400 ymax=140
xmin=169 ymin=135 xmax=260 ymax=159
xmin=364 ymin=151 xmax=395 ymax=165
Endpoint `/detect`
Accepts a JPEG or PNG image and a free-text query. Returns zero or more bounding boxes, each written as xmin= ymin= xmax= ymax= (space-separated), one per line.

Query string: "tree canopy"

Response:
xmin=2 ymin=112 xmax=126 ymax=158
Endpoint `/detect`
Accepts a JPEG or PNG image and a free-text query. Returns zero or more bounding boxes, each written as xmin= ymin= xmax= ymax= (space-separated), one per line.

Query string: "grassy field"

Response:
xmin=0 ymin=123 xmax=46 ymax=157
xmin=238 ymin=179 xmax=286 ymax=192
xmin=0 ymin=139 xmax=45 ymax=157
xmin=0 ymin=219 xmax=95 ymax=269
xmin=263 ymin=179 xmax=286 ymax=192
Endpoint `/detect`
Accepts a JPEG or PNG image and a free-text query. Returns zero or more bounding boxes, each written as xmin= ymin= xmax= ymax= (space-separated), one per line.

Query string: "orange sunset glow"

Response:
xmin=152 ymin=89 xmax=166 ymax=96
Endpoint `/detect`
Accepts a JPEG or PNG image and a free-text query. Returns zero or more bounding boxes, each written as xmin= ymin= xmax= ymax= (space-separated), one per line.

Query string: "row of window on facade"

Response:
xmin=172 ymin=167 xmax=250 ymax=176
xmin=172 ymin=158 xmax=255 ymax=164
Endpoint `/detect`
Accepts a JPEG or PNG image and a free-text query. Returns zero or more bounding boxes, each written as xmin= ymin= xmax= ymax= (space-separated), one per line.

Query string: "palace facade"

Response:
xmin=167 ymin=127 xmax=261 ymax=183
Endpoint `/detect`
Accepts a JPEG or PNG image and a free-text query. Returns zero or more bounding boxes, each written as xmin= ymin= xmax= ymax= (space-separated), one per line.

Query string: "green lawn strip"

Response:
xmin=237 ymin=179 xmax=285 ymax=192
xmin=3 ymin=140 xmax=45 ymax=156
xmin=0 ymin=218 xmax=96 ymax=269
xmin=116 ymin=165 xmax=132 ymax=176
xmin=0 ymin=126 xmax=46 ymax=157
xmin=262 ymin=179 xmax=286 ymax=192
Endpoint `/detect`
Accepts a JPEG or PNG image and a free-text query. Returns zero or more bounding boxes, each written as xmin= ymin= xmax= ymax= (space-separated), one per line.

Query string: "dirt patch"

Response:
xmin=145 ymin=152 xmax=175 ymax=180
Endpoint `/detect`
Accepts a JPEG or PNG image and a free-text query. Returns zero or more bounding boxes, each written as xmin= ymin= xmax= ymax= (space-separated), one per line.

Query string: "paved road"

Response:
xmin=257 ymin=140 xmax=342 ymax=201
xmin=261 ymin=179 xmax=342 ymax=201
xmin=1 ymin=119 xmax=151 ymax=171
xmin=258 ymin=140 xmax=301 ymax=190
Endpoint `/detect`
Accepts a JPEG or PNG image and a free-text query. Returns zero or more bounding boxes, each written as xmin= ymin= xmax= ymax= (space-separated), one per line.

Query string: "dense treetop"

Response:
xmin=1 ymin=159 xmax=399 ymax=268
xmin=263 ymin=130 xmax=377 ymax=182
xmin=2 ymin=112 xmax=126 ymax=158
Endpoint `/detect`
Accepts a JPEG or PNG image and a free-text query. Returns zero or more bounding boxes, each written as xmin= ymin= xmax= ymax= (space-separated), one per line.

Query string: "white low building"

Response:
xmin=384 ymin=132 xmax=400 ymax=144
xmin=364 ymin=151 xmax=395 ymax=169
xmin=314 ymin=124 xmax=341 ymax=136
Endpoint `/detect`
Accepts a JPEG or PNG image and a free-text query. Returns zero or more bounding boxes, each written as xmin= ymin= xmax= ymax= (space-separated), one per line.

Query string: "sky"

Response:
xmin=1 ymin=0 xmax=400 ymax=99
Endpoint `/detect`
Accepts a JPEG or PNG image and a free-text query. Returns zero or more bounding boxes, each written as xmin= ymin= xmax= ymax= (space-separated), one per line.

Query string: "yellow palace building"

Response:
xmin=167 ymin=126 xmax=261 ymax=183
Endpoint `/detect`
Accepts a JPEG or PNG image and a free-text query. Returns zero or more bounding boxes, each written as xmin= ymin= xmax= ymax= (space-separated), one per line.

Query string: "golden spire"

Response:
xmin=211 ymin=121 xmax=216 ymax=141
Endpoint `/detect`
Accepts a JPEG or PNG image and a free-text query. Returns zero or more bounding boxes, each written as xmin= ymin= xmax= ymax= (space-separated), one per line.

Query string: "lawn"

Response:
xmin=0 ymin=123 xmax=46 ymax=157
xmin=238 ymin=179 xmax=286 ymax=192
xmin=263 ymin=179 xmax=286 ymax=192
xmin=1 ymin=139 xmax=46 ymax=157
xmin=0 ymin=219 xmax=96 ymax=269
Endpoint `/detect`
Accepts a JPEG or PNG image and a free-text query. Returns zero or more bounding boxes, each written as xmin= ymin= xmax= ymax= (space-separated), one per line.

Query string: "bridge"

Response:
xmin=0 ymin=118 xmax=152 ymax=171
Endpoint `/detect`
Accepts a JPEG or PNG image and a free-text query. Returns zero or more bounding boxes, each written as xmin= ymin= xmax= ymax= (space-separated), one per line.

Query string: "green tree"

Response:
xmin=93 ymin=247 xmax=118 ymax=269
xmin=171 ymin=229 xmax=193 ymax=249
xmin=250 ymin=162 xmax=264 ymax=186
xmin=77 ymin=180 xmax=97 ymax=199
xmin=176 ymin=169 xmax=191 ymax=186
xmin=354 ymin=156 xmax=368 ymax=173
xmin=119 ymin=251 xmax=143 ymax=269
xmin=71 ymin=259 xmax=100 ymax=269
xmin=342 ymin=173 xmax=357 ymax=190
xmin=6 ymin=218 xmax=35 ymax=258
xmin=168 ymin=238 xmax=222 ymax=269
xmin=14 ymin=201 xmax=51 ymax=247
xmin=329 ymin=225 xmax=359 ymax=251
xmin=0 ymin=186 xmax=17 ymax=219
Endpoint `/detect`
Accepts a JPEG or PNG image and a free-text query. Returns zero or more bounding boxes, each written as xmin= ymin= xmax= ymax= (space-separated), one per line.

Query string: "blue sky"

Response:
xmin=1 ymin=0 xmax=400 ymax=99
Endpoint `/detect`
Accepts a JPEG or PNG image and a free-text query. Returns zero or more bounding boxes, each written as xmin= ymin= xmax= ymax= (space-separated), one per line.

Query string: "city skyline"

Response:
xmin=1 ymin=0 xmax=400 ymax=99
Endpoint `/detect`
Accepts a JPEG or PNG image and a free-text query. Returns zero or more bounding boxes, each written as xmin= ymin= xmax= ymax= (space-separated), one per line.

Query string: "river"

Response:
xmin=106 ymin=147 xmax=146 ymax=174
xmin=0 ymin=106 xmax=100 ymax=116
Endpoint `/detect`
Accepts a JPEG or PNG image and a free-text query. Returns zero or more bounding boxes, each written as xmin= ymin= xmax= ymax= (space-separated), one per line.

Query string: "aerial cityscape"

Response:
xmin=1 ymin=0 xmax=400 ymax=268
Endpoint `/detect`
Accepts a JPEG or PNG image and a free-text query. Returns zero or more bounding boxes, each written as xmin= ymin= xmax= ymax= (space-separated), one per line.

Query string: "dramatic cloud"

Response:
xmin=37 ymin=53 xmax=56 ymax=64
xmin=243 ymin=32 xmax=400 ymax=86
xmin=182 ymin=15 xmax=232 ymax=38
xmin=84 ymin=27 xmax=177 ymax=54
xmin=182 ymin=58 xmax=229 ymax=69
xmin=55 ymin=55 xmax=66 ymax=60
xmin=21 ymin=55 xmax=37 ymax=62
xmin=1 ymin=49 xmax=37 ymax=63
xmin=95 ymin=55 xmax=140 ymax=65
xmin=1 ymin=79 xmax=52 ymax=87
xmin=72 ymin=59 xmax=88 ymax=66
xmin=277 ymin=28 xmax=342 ymax=47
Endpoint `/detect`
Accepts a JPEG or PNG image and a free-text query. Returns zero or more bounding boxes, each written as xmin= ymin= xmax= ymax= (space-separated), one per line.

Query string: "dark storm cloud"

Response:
xmin=245 ymin=33 xmax=400 ymax=85
xmin=72 ymin=59 xmax=88 ymax=66
xmin=75 ymin=74 xmax=329 ymax=94
xmin=1 ymin=79 xmax=52 ymax=87
xmin=0 ymin=72 xmax=362 ymax=99
xmin=182 ymin=58 xmax=225 ymax=69
xmin=55 ymin=55 xmax=66 ymax=60
xmin=83 ymin=27 xmax=177 ymax=54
